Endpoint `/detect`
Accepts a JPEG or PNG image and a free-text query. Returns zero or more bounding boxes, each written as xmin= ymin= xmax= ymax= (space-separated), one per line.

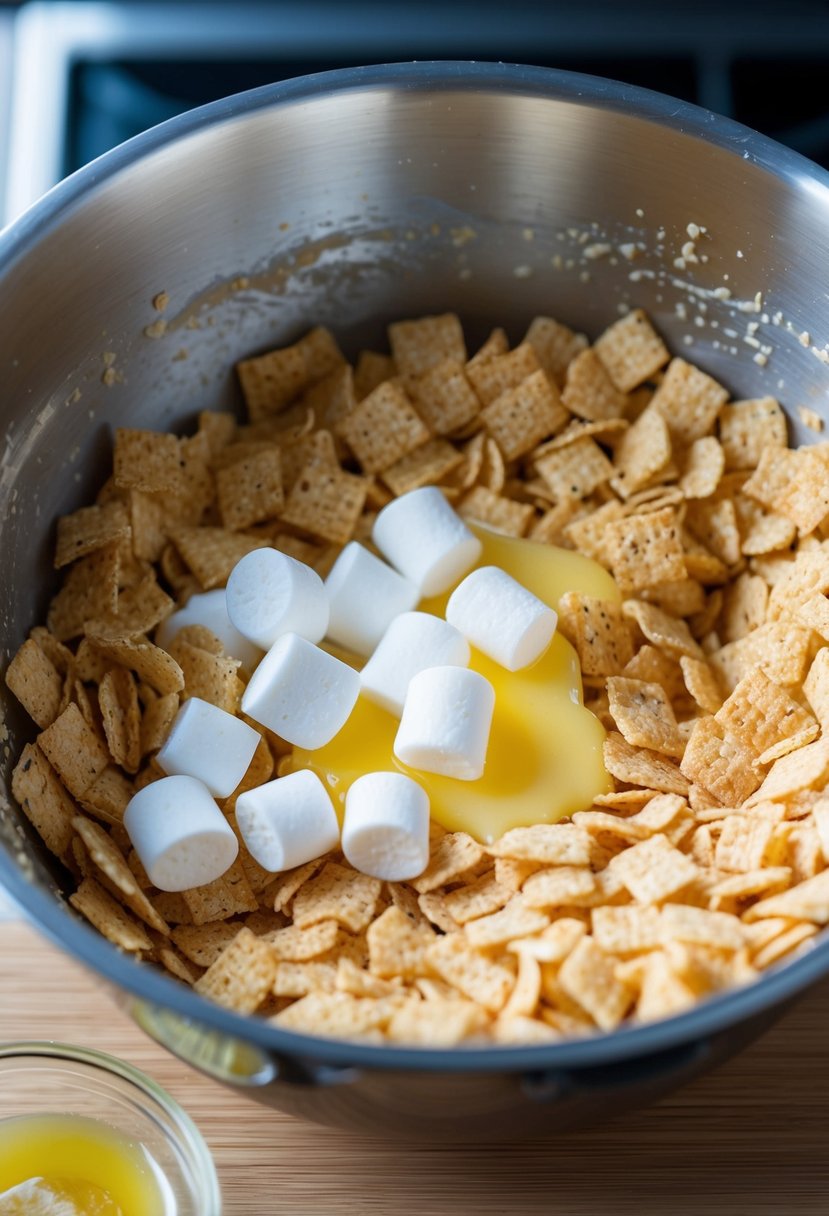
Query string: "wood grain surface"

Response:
xmin=0 ymin=919 xmax=827 ymax=1215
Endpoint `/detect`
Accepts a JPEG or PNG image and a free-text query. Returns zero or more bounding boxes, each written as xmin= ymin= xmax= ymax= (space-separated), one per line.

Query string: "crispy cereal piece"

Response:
xmin=182 ymin=859 xmax=259 ymax=925
xmin=70 ymin=877 xmax=152 ymax=953
xmin=467 ymin=343 xmax=540 ymax=405
xmin=767 ymin=549 xmax=829 ymax=621
xmin=426 ymin=934 xmax=514 ymax=1013
xmin=381 ymin=438 xmax=463 ymax=496
xmin=604 ymin=507 xmax=685 ymax=596
xmin=86 ymin=636 xmax=183 ymax=697
xmin=679 ymin=655 xmax=724 ymax=714
xmin=171 ymin=921 xmax=241 ymax=968
xmin=215 ymin=448 xmax=283 ymax=530
xmin=336 ymin=380 xmax=430 ymax=474
xmin=593 ymin=310 xmax=669 ymax=393
xmin=524 ymin=316 xmax=588 ymax=385
xmin=712 ymin=622 xmax=813 ymax=693
xmin=292 ymin=862 xmax=381 ymax=933
xmin=79 ymin=765 xmax=134 ymax=827
xmin=47 ymin=544 xmax=120 ymax=641
xmin=679 ymin=436 xmax=725 ymax=499
xmin=354 ymin=350 xmax=396 ymax=399
xmin=388 ymin=996 xmax=487 ymax=1046
xmin=748 ymin=737 xmax=829 ymax=806
xmin=557 ymin=593 xmax=633 ymax=677
xmin=263 ymin=920 xmax=340 ymax=961
xmin=464 ymin=898 xmax=550 ymax=949
xmin=534 ymin=437 xmax=614 ymax=502
xmin=480 ymin=370 xmax=568 ymax=461
xmin=744 ymin=870 xmax=829 ymax=925
xmin=168 ymin=637 xmax=241 ymax=712
xmin=193 ymin=927 xmax=277 ymax=1013
xmin=660 ymin=903 xmax=744 ymax=951
xmin=714 ymin=669 xmax=816 ymax=758
xmin=557 ymin=937 xmax=632 ymax=1031
xmin=37 ymin=703 xmax=110 ymax=800
xmin=500 ymin=951 xmax=542 ymax=1019
xmin=520 ymin=867 xmax=598 ymax=908
xmin=804 ymin=648 xmax=829 ymax=728
xmin=591 ymin=905 xmax=662 ymax=954
xmin=87 ymin=575 xmax=175 ymax=641
xmin=443 ymin=874 xmax=512 ymax=924
xmin=603 ymin=732 xmax=690 ymax=796
xmin=412 ymin=832 xmax=484 ymax=893
xmin=54 ymin=501 xmax=131 ymax=569
xmin=610 ymin=408 xmax=672 ymax=498
xmin=752 ymin=922 xmax=818 ymax=968
xmin=11 ymin=743 xmax=76 ymax=860
xmin=606 ymin=676 xmax=684 ymax=757
xmin=680 ymin=716 xmax=761 ymax=806
xmin=140 ymin=692 xmax=179 ymax=757
xmin=272 ymin=960 xmax=338 ymax=998
xmin=649 ymin=357 xmax=729 ymax=444
xmin=458 ymin=486 xmax=535 ymax=537
xmin=71 ymin=815 xmax=168 ymax=935
xmin=273 ymin=990 xmax=399 ymax=1037
xmin=611 ymin=833 xmax=699 ymax=904
xmin=409 ymin=358 xmax=480 ymax=435
xmin=720 ymin=572 xmax=767 ymax=643
xmin=734 ymin=496 xmax=796 ymax=556
xmin=719 ymin=397 xmax=788 ymax=470
xmin=98 ymin=667 xmax=141 ymax=772
xmin=388 ymin=313 xmax=466 ymax=378
xmin=279 ymin=460 xmax=368 ymax=546
xmin=634 ymin=952 xmax=697 ymax=1022
xmin=714 ymin=815 xmax=775 ymax=874
xmin=367 ymin=906 xmax=437 ymax=979
xmin=168 ymin=526 xmax=268 ymax=590
xmin=561 ymin=348 xmax=626 ymax=421
xmin=776 ymin=448 xmax=829 ymax=534
xmin=237 ymin=328 xmax=344 ymax=421
xmin=113 ymin=429 xmax=183 ymax=495
xmin=301 ymin=364 xmax=357 ymax=430
xmin=622 ymin=599 xmax=702 ymax=661
xmin=486 ymin=823 xmax=592 ymax=866
xmin=5 ymin=638 xmax=63 ymax=729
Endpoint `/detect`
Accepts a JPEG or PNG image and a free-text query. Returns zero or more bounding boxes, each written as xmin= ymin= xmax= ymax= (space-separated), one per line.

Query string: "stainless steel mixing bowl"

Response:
xmin=2 ymin=62 xmax=829 ymax=1141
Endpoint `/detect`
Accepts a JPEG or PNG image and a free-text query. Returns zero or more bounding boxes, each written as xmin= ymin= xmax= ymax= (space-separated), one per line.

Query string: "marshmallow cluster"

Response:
xmin=127 ymin=487 xmax=560 ymax=890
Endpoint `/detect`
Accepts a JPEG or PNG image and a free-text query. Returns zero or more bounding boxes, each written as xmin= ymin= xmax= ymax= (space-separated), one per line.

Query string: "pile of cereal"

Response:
xmin=7 ymin=308 xmax=829 ymax=1046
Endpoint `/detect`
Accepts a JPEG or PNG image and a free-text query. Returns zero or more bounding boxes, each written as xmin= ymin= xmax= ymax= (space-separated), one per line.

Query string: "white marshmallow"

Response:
xmin=324 ymin=542 xmax=419 ymax=657
xmin=241 ymin=632 xmax=360 ymax=748
xmin=156 ymin=697 xmax=261 ymax=798
xmin=372 ymin=486 xmax=482 ymax=596
xmin=342 ymin=771 xmax=430 ymax=881
xmin=225 ymin=548 xmax=329 ymax=650
xmin=124 ymin=775 xmax=239 ymax=892
xmin=360 ymin=611 xmax=471 ymax=717
xmin=155 ymin=588 xmax=262 ymax=670
xmin=446 ymin=565 xmax=558 ymax=671
xmin=235 ymin=769 xmax=340 ymax=872
xmin=394 ymin=665 xmax=495 ymax=781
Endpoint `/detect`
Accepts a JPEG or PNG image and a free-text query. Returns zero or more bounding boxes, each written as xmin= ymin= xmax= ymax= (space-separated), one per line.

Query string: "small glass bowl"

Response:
xmin=0 ymin=1041 xmax=221 ymax=1214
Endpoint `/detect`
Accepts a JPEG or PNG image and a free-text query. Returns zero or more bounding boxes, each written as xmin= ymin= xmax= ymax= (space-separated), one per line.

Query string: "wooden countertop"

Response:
xmin=1 ymin=919 xmax=827 ymax=1215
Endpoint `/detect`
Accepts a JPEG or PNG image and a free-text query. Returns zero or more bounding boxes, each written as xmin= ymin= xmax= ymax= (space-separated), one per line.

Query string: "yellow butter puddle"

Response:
xmin=291 ymin=526 xmax=617 ymax=845
xmin=0 ymin=1115 xmax=166 ymax=1215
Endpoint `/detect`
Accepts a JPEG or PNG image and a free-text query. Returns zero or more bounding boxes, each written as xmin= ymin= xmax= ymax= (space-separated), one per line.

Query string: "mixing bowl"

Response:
xmin=2 ymin=62 xmax=829 ymax=1141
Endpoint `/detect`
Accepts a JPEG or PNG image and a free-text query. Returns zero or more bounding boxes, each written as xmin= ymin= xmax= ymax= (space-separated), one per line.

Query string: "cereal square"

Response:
xmin=216 ymin=448 xmax=283 ymax=530
xmin=557 ymin=593 xmax=634 ymax=677
xmin=280 ymin=460 xmax=369 ymax=545
xmin=535 ymin=437 xmax=614 ymax=502
xmin=467 ymin=343 xmax=541 ymax=405
xmin=410 ymin=358 xmax=481 ymax=434
xmin=481 ymin=370 xmax=568 ymax=460
xmin=593 ymin=310 xmax=670 ymax=392
xmin=561 ymin=348 xmax=626 ymax=421
xmin=604 ymin=507 xmax=686 ymax=595
xmin=680 ymin=715 xmax=762 ymax=805
xmin=54 ymin=501 xmax=131 ymax=569
xmin=524 ymin=316 xmax=588 ymax=385
xmin=113 ymin=429 xmax=184 ymax=495
xmin=606 ymin=676 xmax=684 ymax=757
xmin=610 ymin=407 xmax=672 ymax=498
xmin=388 ymin=313 xmax=466 ymax=378
xmin=719 ymin=397 xmax=788 ymax=470
xmin=381 ymin=438 xmax=463 ymax=496
xmin=650 ymin=357 xmax=729 ymax=444
xmin=169 ymin=526 xmax=268 ymax=589
xmin=336 ymin=380 xmax=430 ymax=473
xmin=459 ymin=485 xmax=535 ymax=537
xmin=5 ymin=638 xmax=63 ymax=729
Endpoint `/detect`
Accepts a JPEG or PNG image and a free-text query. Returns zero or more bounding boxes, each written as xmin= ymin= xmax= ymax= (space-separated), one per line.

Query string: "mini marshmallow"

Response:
xmin=124 ymin=775 xmax=239 ymax=891
xmin=235 ymin=769 xmax=340 ymax=872
xmin=342 ymin=771 xmax=430 ymax=881
xmin=360 ymin=611 xmax=470 ymax=717
xmin=155 ymin=588 xmax=262 ymax=670
xmin=225 ymin=548 xmax=329 ymax=650
xmin=372 ymin=486 xmax=482 ymax=596
xmin=324 ymin=542 xmax=419 ymax=657
xmin=156 ymin=696 xmax=261 ymax=798
xmin=446 ymin=565 xmax=558 ymax=671
xmin=394 ymin=665 xmax=495 ymax=781
xmin=241 ymin=632 xmax=360 ymax=749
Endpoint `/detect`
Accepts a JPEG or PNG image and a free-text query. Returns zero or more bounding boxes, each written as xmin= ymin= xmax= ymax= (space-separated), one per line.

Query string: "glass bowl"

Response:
xmin=0 ymin=1041 xmax=221 ymax=1214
